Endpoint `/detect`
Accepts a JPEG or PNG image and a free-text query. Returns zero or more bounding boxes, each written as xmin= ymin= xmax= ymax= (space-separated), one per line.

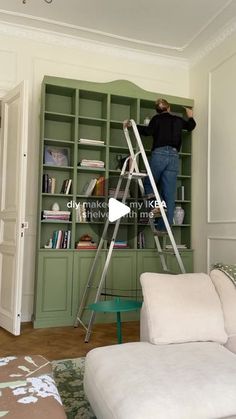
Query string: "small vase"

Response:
xmin=173 ymin=206 xmax=185 ymax=225
xmin=144 ymin=116 xmax=151 ymax=126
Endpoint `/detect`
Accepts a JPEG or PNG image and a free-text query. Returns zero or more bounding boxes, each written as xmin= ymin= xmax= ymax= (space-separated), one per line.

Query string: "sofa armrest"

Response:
xmin=140 ymin=303 xmax=151 ymax=342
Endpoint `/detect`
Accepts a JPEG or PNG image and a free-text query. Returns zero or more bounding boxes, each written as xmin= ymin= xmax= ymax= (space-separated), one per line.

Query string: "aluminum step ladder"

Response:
xmin=75 ymin=119 xmax=186 ymax=342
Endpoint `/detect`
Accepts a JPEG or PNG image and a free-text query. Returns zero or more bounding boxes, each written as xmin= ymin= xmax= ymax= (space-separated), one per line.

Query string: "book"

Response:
xmin=79 ymin=138 xmax=104 ymax=146
xmin=82 ymin=178 xmax=97 ymax=197
xmin=42 ymin=174 xmax=56 ymax=193
xmin=51 ymin=177 xmax=56 ymax=194
xmin=65 ymin=179 xmax=72 ymax=194
xmin=76 ymin=240 xmax=97 ymax=249
xmin=42 ymin=210 xmax=71 ymax=221
xmin=61 ymin=179 xmax=72 ymax=194
xmin=80 ymin=159 xmax=105 ymax=168
xmin=75 ymin=203 xmax=87 ymax=223
xmin=48 ymin=229 xmax=71 ymax=249
xmin=94 ymin=176 xmax=105 ymax=196
xmin=177 ymin=186 xmax=185 ymax=201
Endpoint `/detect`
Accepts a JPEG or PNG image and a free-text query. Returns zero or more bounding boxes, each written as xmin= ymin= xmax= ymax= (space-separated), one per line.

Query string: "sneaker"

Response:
xmin=144 ymin=193 xmax=155 ymax=200
xmin=149 ymin=201 xmax=167 ymax=218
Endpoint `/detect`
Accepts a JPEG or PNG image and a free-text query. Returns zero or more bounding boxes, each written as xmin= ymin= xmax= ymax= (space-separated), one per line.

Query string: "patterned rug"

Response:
xmin=52 ymin=357 xmax=96 ymax=419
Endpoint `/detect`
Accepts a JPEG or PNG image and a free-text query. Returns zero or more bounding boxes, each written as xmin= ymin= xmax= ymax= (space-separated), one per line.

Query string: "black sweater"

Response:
xmin=137 ymin=112 xmax=196 ymax=152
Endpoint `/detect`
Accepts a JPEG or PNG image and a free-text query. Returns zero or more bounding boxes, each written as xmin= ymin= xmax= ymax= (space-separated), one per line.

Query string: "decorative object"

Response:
xmin=173 ymin=206 xmax=185 ymax=225
xmin=44 ymin=146 xmax=70 ymax=167
xmin=143 ymin=116 xmax=151 ymax=126
xmin=52 ymin=357 xmax=95 ymax=419
xmin=44 ymin=238 xmax=53 ymax=249
xmin=51 ymin=202 xmax=60 ymax=211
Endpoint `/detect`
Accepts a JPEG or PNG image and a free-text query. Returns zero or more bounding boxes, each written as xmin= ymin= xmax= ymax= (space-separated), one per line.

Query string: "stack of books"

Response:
xmin=42 ymin=174 xmax=56 ymax=193
xmin=80 ymin=159 xmax=105 ymax=168
xmin=75 ymin=203 xmax=87 ymax=223
xmin=42 ymin=210 xmax=71 ymax=221
xmin=79 ymin=138 xmax=104 ymax=146
xmin=44 ymin=230 xmax=71 ymax=249
xmin=76 ymin=239 xmax=97 ymax=250
xmin=113 ymin=240 xmax=129 ymax=249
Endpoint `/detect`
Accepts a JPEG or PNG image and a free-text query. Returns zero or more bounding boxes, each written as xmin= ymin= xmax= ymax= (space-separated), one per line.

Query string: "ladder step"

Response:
xmin=153 ymin=230 xmax=168 ymax=236
xmin=158 ymin=250 xmax=175 ymax=255
xmin=122 ymin=172 xmax=147 ymax=179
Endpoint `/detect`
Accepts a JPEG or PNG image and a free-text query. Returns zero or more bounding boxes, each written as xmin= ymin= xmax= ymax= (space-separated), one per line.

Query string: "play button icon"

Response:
xmin=108 ymin=198 xmax=130 ymax=222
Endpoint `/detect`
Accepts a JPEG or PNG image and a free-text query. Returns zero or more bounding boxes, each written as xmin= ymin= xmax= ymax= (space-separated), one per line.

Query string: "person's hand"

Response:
xmin=184 ymin=107 xmax=193 ymax=118
xmin=123 ymin=119 xmax=131 ymax=128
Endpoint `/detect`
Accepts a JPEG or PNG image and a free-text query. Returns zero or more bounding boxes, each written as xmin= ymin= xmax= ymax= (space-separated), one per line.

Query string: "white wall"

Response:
xmin=0 ymin=23 xmax=190 ymax=321
xmin=190 ymin=31 xmax=236 ymax=272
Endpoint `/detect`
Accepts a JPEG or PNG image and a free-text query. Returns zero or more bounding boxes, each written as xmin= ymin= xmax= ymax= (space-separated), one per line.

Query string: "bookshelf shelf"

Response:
xmin=77 ymin=167 xmax=106 ymax=173
xmin=44 ymin=138 xmax=74 ymax=146
xmin=34 ymin=77 xmax=194 ymax=328
xmin=43 ymin=164 xmax=74 ymax=171
xmin=41 ymin=220 xmax=72 ymax=224
xmin=42 ymin=193 xmax=73 ymax=197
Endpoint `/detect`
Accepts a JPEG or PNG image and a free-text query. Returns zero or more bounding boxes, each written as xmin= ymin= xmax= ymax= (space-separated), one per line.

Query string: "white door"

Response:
xmin=0 ymin=81 xmax=28 ymax=335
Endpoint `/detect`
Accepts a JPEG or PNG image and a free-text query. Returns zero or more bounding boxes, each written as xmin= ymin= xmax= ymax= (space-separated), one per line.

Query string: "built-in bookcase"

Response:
xmin=34 ymin=77 xmax=194 ymax=328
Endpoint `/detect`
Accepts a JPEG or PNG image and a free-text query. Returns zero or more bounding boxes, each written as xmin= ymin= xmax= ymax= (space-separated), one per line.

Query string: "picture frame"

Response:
xmin=44 ymin=145 xmax=70 ymax=167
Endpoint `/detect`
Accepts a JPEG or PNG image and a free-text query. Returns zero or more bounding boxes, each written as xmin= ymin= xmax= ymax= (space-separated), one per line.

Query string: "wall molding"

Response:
xmin=207 ymin=236 xmax=236 ymax=272
xmin=1 ymin=8 xmax=236 ymax=67
xmin=207 ymin=55 xmax=236 ymax=223
xmin=0 ymin=20 xmax=188 ymax=69
xmin=190 ymin=17 xmax=236 ymax=66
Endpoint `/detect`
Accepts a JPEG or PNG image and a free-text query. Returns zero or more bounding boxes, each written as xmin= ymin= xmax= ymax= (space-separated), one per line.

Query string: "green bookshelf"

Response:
xmin=33 ymin=76 xmax=194 ymax=328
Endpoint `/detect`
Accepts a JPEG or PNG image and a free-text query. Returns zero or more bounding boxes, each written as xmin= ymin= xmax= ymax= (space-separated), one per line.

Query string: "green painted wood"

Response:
xmin=35 ymin=76 xmax=194 ymax=327
xmin=43 ymin=76 xmax=194 ymax=107
xmin=34 ymin=251 xmax=73 ymax=327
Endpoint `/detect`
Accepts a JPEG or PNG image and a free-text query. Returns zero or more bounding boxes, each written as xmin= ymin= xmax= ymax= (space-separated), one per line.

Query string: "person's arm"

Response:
xmin=123 ymin=118 xmax=155 ymax=136
xmin=182 ymin=107 xmax=196 ymax=131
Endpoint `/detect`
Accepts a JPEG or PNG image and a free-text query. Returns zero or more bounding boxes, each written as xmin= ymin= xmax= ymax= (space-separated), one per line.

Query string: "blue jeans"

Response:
xmin=144 ymin=146 xmax=179 ymax=231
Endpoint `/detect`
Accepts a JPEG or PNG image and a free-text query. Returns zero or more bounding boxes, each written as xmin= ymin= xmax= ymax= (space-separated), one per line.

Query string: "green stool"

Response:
xmin=89 ymin=298 xmax=142 ymax=344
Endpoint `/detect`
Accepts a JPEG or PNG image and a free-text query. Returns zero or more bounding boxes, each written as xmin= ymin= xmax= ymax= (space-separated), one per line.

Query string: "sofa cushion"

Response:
xmin=210 ymin=269 xmax=236 ymax=336
xmin=140 ymin=272 xmax=227 ymax=344
xmin=84 ymin=341 xmax=236 ymax=419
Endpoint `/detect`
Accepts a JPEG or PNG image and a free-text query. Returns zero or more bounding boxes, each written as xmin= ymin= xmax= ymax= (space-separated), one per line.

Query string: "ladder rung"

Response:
xmin=122 ymin=172 xmax=147 ymax=179
xmin=158 ymin=250 xmax=175 ymax=255
xmin=153 ymin=230 xmax=168 ymax=236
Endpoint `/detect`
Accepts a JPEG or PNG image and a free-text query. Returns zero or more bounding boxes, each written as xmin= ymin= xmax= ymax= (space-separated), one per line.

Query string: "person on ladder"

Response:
xmin=124 ymin=98 xmax=196 ymax=234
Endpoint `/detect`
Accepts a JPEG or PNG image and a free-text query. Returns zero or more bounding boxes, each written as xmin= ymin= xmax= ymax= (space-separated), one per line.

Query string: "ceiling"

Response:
xmin=0 ymin=0 xmax=236 ymax=60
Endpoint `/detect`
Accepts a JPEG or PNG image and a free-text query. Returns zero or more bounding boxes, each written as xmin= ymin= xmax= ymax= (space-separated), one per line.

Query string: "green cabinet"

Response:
xmin=34 ymin=76 xmax=194 ymax=328
xmin=34 ymin=251 xmax=73 ymax=327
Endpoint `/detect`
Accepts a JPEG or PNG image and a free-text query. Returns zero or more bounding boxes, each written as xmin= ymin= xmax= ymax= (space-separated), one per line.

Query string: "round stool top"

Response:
xmin=89 ymin=299 xmax=142 ymax=313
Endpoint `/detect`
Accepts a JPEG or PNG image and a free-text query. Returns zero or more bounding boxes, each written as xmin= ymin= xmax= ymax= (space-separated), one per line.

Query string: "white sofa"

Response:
xmin=84 ymin=270 xmax=236 ymax=419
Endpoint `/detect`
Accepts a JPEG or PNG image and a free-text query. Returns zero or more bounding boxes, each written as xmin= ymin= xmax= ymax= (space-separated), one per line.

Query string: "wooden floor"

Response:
xmin=0 ymin=321 xmax=140 ymax=361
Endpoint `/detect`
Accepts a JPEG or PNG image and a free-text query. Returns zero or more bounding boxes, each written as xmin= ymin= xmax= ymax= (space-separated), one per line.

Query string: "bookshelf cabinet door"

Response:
xmin=166 ymin=251 xmax=193 ymax=273
xmin=105 ymin=252 xmax=139 ymax=321
xmin=34 ymin=251 xmax=73 ymax=327
xmin=136 ymin=251 xmax=163 ymax=291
